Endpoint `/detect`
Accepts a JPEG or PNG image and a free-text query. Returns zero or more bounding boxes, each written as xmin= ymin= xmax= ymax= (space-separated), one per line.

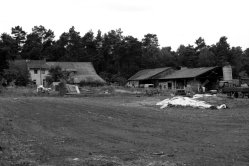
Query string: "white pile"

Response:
xmin=192 ymin=94 xmax=214 ymax=99
xmin=156 ymin=95 xmax=227 ymax=109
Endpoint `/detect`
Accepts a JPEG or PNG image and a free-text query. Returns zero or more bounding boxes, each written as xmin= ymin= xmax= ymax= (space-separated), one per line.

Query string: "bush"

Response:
xmin=99 ymin=72 xmax=112 ymax=83
xmin=111 ymin=75 xmax=127 ymax=86
xmin=58 ymin=81 xmax=67 ymax=96
xmin=78 ymin=80 xmax=105 ymax=87
xmin=45 ymin=75 xmax=53 ymax=86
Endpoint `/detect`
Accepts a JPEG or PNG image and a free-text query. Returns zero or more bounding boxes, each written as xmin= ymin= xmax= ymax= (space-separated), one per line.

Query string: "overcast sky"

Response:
xmin=1 ymin=0 xmax=249 ymax=50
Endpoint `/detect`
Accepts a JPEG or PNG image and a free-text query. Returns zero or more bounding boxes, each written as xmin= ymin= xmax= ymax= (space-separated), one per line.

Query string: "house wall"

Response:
xmin=186 ymin=80 xmax=201 ymax=92
xmin=159 ymin=81 xmax=175 ymax=90
xmin=159 ymin=79 xmax=201 ymax=92
xmin=29 ymin=68 xmax=49 ymax=86
xmin=126 ymin=80 xmax=139 ymax=88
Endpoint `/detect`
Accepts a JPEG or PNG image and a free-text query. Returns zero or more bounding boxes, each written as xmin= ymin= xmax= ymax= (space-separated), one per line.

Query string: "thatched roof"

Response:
xmin=47 ymin=62 xmax=106 ymax=83
xmin=27 ymin=60 xmax=50 ymax=69
xmin=21 ymin=60 xmax=105 ymax=84
xmin=128 ymin=67 xmax=171 ymax=81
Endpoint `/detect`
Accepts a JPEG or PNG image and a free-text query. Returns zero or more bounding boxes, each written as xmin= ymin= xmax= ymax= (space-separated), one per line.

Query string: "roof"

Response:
xmin=46 ymin=62 xmax=92 ymax=72
xmin=47 ymin=62 xmax=106 ymax=83
xmin=26 ymin=60 xmax=105 ymax=83
xmin=27 ymin=60 xmax=50 ymax=69
xmin=128 ymin=67 xmax=171 ymax=81
xmin=156 ymin=67 xmax=218 ymax=80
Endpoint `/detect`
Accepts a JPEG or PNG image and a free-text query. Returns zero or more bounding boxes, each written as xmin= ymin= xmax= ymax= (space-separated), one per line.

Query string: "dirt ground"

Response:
xmin=1 ymin=94 xmax=249 ymax=166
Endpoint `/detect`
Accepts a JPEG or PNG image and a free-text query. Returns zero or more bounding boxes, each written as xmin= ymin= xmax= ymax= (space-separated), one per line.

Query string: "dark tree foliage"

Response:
xmin=212 ymin=36 xmax=231 ymax=66
xmin=0 ymin=33 xmax=17 ymax=60
xmin=141 ymin=34 xmax=161 ymax=68
xmin=177 ymin=45 xmax=197 ymax=67
xmin=0 ymin=33 xmax=17 ymax=78
xmin=159 ymin=47 xmax=177 ymax=67
xmin=1 ymin=26 xmax=249 ymax=84
xmin=241 ymin=48 xmax=249 ymax=76
xmin=11 ymin=26 xmax=26 ymax=56
xmin=46 ymin=66 xmax=70 ymax=85
xmin=4 ymin=60 xmax=30 ymax=86
xmin=197 ymin=48 xmax=216 ymax=67
xmin=0 ymin=49 xmax=9 ymax=74
xmin=21 ymin=25 xmax=55 ymax=60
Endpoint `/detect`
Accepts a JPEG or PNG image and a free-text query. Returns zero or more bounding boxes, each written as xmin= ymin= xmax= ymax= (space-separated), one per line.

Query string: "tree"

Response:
xmin=0 ymin=48 xmax=9 ymax=75
xmin=11 ymin=26 xmax=26 ymax=55
xmin=21 ymin=25 xmax=55 ymax=60
xmin=241 ymin=48 xmax=249 ymax=75
xmin=54 ymin=26 xmax=83 ymax=61
xmin=101 ymin=29 xmax=123 ymax=74
xmin=80 ymin=30 xmax=97 ymax=62
xmin=195 ymin=37 xmax=206 ymax=52
xmin=142 ymin=33 xmax=159 ymax=47
xmin=94 ymin=30 xmax=104 ymax=72
xmin=141 ymin=34 xmax=161 ymax=68
xmin=116 ymin=36 xmax=142 ymax=78
xmin=212 ymin=36 xmax=231 ymax=66
xmin=197 ymin=48 xmax=216 ymax=67
xmin=159 ymin=47 xmax=177 ymax=67
xmin=176 ymin=44 xmax=197 ymax=67
xmin=21 ymin=33 xmax=42 ymax=59
xmin=0 ymin=33 xmax=17 ymax=60
xmin=0 ymin=34 xmax=17 ymax=85
xmin=46 ymin=66 xmax=70 ymax=85
xmin=230 ymin=46 xmax=243 ymax=77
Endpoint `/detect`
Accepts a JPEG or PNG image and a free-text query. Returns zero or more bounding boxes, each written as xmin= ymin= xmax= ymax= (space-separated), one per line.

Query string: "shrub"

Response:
xmin=58 ymin=81 xmax=67 ymax=96
xmin=78 ymin=80 xmax=105 ymax=87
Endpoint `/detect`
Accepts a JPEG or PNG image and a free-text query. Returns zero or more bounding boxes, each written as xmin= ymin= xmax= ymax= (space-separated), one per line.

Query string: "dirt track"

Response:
xmin=1 ymin=96 xmax=249 ymax=166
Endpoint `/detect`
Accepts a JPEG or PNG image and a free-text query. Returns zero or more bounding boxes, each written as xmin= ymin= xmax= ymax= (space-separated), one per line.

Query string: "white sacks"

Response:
xmin=156 ymin=96 xmax=226 ymax=109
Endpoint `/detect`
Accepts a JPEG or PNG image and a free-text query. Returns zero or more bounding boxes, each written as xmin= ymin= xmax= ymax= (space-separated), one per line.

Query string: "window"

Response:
xmin=43 ymin=79 xmax=46 ymax=86
xmin=41 ymin=70 xmax=45 ymax=74
xmin=34 ymin=69 xmax=38 ymax=74
xmin=168 ymin=82 xmax=172 ymax=89
xmin=33 ymin=80 xmax=36 ymax=85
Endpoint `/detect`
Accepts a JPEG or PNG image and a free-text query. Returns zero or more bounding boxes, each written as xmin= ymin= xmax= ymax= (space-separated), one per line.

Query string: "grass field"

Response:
xmin=1 ymin=94 xmax=249 ymax=166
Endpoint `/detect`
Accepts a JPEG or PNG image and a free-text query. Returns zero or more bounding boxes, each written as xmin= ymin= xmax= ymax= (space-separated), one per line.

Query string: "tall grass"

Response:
xmin=0 ymin=87 xmax=37 ymax=97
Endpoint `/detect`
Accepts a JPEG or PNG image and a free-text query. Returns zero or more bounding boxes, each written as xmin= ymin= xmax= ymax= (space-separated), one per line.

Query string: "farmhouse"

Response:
xmin=128 ymin=66 xmax=223 ymax=92
xmin=27 ymin=60 xmax=50 ymax=85
xmin=26 ymin=60 xmax=105 ymax=86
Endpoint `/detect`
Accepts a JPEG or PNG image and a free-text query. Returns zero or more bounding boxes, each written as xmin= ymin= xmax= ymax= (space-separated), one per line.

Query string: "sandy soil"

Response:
xmin=0 ymin=95 xmax=249 ymax=166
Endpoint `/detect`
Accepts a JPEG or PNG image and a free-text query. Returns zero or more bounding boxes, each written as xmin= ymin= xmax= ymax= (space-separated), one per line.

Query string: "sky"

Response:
xmin=1 ymin=0 xmax=249 ymax=51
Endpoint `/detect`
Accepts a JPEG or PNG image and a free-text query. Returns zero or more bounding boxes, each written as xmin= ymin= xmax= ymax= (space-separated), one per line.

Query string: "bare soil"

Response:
xmin=0 ymin=95 xmax=249 ymax=166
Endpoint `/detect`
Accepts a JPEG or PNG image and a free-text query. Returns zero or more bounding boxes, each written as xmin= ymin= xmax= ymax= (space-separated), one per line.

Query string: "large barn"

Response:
xmin=128 ymin=66 xmax=223 ymax=92
xmin=153 ymin=67 xmax=223 ymax=92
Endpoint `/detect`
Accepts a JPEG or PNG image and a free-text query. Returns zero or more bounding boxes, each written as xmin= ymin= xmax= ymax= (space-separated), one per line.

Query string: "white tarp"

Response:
xmin=192 ymin=94 xmax=214 ymax=99
xmin=66 ymin=84 xmax=80 ymax=94
xmin=156 ymin=95 xmax=227 ymax=109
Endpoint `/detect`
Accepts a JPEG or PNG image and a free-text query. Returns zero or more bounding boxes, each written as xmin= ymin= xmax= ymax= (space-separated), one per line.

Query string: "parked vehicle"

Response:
xmin=221 ymin=87 xmax=249 ymax=98
xmin=219 ymin=80 xmax=249 ymax=98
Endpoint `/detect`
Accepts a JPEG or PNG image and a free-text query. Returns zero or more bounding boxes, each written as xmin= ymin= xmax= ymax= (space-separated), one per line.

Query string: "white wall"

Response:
xmin=29 ymin=69 xmax=49 ymax=86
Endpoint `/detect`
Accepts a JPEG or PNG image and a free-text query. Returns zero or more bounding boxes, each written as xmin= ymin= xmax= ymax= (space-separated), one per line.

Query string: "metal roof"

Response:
xmin=128 ymin=67 xmax=171 ymax=81
xmin=155 ymin=67 xmax=218 ymax=80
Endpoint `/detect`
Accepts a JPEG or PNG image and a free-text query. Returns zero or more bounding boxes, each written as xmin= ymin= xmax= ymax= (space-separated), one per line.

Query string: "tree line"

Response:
xmin=1 ymin=25 xmax=249 ymax=85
